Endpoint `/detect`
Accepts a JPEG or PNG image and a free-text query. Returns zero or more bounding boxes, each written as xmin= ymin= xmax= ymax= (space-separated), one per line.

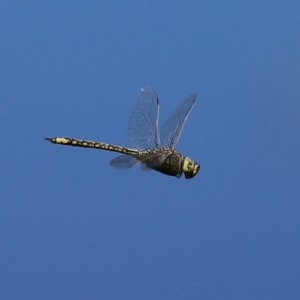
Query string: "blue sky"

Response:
xmin=1 ymin=1 xmax=299 ymax=299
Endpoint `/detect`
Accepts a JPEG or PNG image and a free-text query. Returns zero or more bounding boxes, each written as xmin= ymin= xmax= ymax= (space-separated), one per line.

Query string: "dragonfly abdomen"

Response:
xmin=45 ymin=137 xmax=138 ymax=156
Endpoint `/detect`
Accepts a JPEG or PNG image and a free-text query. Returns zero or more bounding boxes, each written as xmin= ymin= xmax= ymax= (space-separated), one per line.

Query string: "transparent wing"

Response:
xmin=110 ymin=155 xmax=139 ymax=169
xmin=127 ymin=87 xmax=161 ymax=149
xmin=160 ymin=93 xmax=197 ymax=148
xmin=140 ymin=163 xmax=152 ymax=172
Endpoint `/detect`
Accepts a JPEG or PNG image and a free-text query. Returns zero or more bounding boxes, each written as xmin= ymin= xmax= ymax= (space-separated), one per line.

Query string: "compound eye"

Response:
xmin=182 ymin=157 xmax=200 ymax=179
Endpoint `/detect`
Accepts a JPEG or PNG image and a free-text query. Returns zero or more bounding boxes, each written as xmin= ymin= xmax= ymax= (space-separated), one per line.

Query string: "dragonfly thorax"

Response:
xmin=137 ymin=148 xmax=200 ymax=179
xmin=137 ymin=148 xmax=184 ymax=177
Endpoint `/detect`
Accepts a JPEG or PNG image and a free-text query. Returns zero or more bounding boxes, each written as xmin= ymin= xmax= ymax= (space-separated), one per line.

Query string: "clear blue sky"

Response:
xmin=1 ymin=1 xmax=299 ymax=299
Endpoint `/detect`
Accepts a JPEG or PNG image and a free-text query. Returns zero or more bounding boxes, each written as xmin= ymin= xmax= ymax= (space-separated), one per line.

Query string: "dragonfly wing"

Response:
xmin=160 ymin=93 xmax=197 ymax=148
xmin=127 ymin=87 xmax=161 ymax=149
xmin=140 ymin=163 xmax=152 ymax=172
xmin=110 ymin=155 xmax=139 ymax=169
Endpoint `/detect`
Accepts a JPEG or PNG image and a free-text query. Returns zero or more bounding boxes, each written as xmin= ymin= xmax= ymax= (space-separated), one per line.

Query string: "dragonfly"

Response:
xmin=45 ymin=87 xmax=200 ymax=179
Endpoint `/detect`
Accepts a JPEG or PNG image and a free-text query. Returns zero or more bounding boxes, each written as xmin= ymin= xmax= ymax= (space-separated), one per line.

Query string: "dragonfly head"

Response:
xmin=182 ymin=157 xmax=200 ymax=179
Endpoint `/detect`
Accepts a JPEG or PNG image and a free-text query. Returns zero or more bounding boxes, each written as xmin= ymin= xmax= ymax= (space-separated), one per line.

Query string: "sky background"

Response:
xmin=1 ymin=1 xmax=300 ymax=299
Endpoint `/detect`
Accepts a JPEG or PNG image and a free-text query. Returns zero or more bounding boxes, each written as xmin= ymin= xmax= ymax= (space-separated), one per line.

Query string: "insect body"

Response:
xmin=46 ymin=87 xmax=200 ymax=179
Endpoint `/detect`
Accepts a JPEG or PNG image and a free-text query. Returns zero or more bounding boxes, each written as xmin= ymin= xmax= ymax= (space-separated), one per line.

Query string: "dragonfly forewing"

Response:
xmin=127 ymin=87 xmax=161 ymax=150
xmin=160 ymin=93 xmax=197 ymax=148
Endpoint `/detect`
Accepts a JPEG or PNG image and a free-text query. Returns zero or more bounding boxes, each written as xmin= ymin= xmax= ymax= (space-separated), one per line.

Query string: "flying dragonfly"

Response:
xmin=45 ymin=87 xmax=200 ymax=179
